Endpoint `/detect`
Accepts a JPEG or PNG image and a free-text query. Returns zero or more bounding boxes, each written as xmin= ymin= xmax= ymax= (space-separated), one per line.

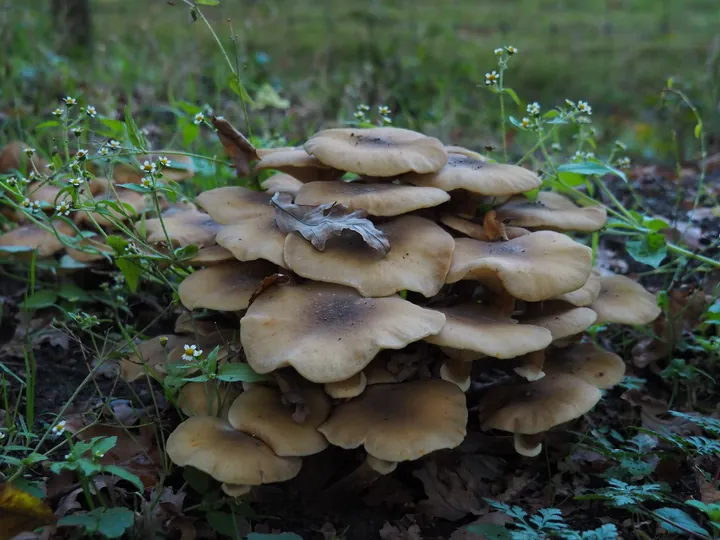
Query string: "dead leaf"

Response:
xmin=247 ymin=273 xmax=292 ymax=308
xmin=379 ymin=515 xmax=423 ymax=540
xmin=211 ymin=116 xmax=258 ymax=176
xmin=483 ymin=210 xmax=507 ymax=241
xmin=0 ymin=482 xmax=57 ymax=540
xmin=270 ymin=192 xmax=391 ymax=254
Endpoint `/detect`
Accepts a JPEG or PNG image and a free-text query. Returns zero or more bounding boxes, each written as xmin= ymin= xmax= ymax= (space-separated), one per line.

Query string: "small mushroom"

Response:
xmin=196 ymin=186 xmax=273 ymax=225
xmin=543 ymin=343 xmax=625 ymax=389
xmin=240 ymin=282 xmax=445 ymax=383
xmin=440 ymin=214 xmax=529 ymax=241
xmin=495 ymin=192 xmax=607 ymax=232
xmin=66 ymin=233 xmax=113 ymax=263
xmin=324 ymin=372 xmax=367 ymax=399
xmin=178 ymin=260 xmax=276 ymax=311
xmin=227 ymin=385 xmax=331 ymax=457
xmin=446 ymin=232 xmax=593 ymax=302
xmin=0 ymin=221 xmax=76 ymax=259
xmin=590 ymin=274 xmax=660 ymax=325
xmin=141 ymin=208 xmax=220 ymax=248
xmin=478 ymin=374 xmax=601 ymax=456
xmin=304 ymin=127 xmax=448 ymax=176
xmin=261 ymin=173 xmax=305 ymax=196
xmin=551 ymin=269 xmax=602 ymax=307
xmin=185 ymin=245 xmax=236 ymax=267
xmin=294 ymin=181 xmax=450 ymax=217
xmin=167 ymin=416 xmax=302 ymax=492
xmin=255 ymin=147 xmax=342 ymax=183
xmin=519 ymin=301 xmax=598 ymax=341
xmin=283 ymin=215 xmax=455 ymax=297
xmin=177 ymin=381 xmax=240 ymax=418
xmin=404 ymin=154 xmax=542 ymax=196
xmin=443 ymin=146 xmax=486 ymax=161
xmin=512 ymin=350 xmax=547 ymax=381
xmin=216 ymin=215 xmax=287 ymax=266
xmin=439 ymin=357 xmax=473 ymax=392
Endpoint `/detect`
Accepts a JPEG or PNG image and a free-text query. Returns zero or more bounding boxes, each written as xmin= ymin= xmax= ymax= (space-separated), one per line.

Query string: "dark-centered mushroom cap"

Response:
xmin=283 ymin=215 xmax=454 ymax=297
xmin=404 ymin=154 xmax=542 ymax=196
xmin=446 ymin=232 xmax=593 ymax=302
xmin=240 ymin=282 xmax=446 ymax=383
xmin=318 ymin=380 xmax=467 ymax=462
xmin=496 ymin=192 xmax=607 ymax=232
xmin=196 ymin=187 xmax=273 ymax=225
xmin=520 ymin=302 xmax=598 ymax=341
xmin=552 ymin=269 xmax=602 ymax=307
xmin=304 ymin=127 xmax=448 ymax=177
xmin=255 ymin=147 xmax=342 ymax=183
xmin=166 ymin=416 xmax=302 ymax=485
xmin=178 ymin=260 xmax=276 ymax=311
xmin=142 ymin=208 xmax=220 ymax=248
xmin=216 ymin=215 xmax=286 ymax=266
xmin=543 ymin=343 xmax=626 ymax=389
xmin=228 ymin=385 xmax=330 ymax=457
xmin=294 ymin=181 xmax=450 ymax=217
xmin=590 ymin=274 xmax=660 ymax=325
xmin=425 ymin=304 xmax=552 ymax=358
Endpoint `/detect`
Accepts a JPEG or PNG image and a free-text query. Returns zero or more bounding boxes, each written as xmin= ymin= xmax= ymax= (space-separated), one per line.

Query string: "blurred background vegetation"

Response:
xmin=2 ymin=0 xmax=719 ymax=160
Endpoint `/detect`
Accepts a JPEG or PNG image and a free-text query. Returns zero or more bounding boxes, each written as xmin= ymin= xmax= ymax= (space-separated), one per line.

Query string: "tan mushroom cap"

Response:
xmin=145 ymin=153 xmax=195 ymax=182
xmin=444 ymin=146 xmax=487 ymax=161
xmin=186 ymin=245 xmax=235 ymax=267
xmin=76 ymin=183 xmax=148 ymax=227
xmin=440 ymin=215 xmax=529 ymax=241
xmin=65 ymin=233 xmax=113 ymax=263
xmin=255 ymin=147 xmax=342 ymax=183
xmin=294 ymin=181 xmax=450 ymax=217
xmin=178 ymin=260 xmax=275 ymax=311
xmin=496 ymin=192 xmax=607 ymax=232
xmin=304 ymin=127 xmax=448 ymax=177
xmin=543 ymin=343 xmax=626 ymax=389
xmin=590 ymin=274 xmax=660 ymax=326
xmin=478 ymin=373 xmax=602 ymax=435
xmin=196 ymin=186 xmax=273 ymax=225
xmin=142 ymin=208 xmax=220 ymax=248
xmin=221 ymin=483 xmax=251 ymax=497
xmin=552 ymin=269 xmax=602 ymax=307
xmin=439 ymin=357 xmax=473 ymax=392
xmin=404 ymin=154 xmax=542 ymax=196
xmin=228 ymin=385 xmax=331 ymax=457
xmin=364 ymin=359 xmax=399 ymax=385
xmin=446 ymin=232 xmax=593 ymax=302
xmin=173 ymin=312 xmax=222 ymax=337
xmin=318 ymin=380 xmax=467 ymax=462
xmin=520 ymin=302 xmax=598 ymax=341
xmin=284 ymin=215 xmax=454 ymax=298
xmin=0 ymin=220 xmax=76 ymax=259
xmin=177 ymin=381 xmax=240 ymax=418
xmin=0 ymin=141 xmax=47 ymax=174
xmin=261 ymin=173 xmax=304 ymax=196
xmin=167 ymin=416 xmax=302 ymax=485
xmin=119 ymin=334 xmax=183 ymax=382
xmin=216 ymin=215 xmax=286 ymax=266
xmin=240 ymin=282 xmax=446 ymax=383
xmin=324 ymin=372 xmax=368 ymax=399
xmin=425 ymin=304 xmax=553 ymax=358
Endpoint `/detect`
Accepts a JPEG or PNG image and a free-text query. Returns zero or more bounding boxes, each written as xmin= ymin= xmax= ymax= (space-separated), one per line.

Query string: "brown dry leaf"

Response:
xmin=621 ymin=390 xmax=702 ymax=435
xmin=211 ymin=116 xmax=259 ymax=176
xmin=0 ymin=482 xmax=57 ymax=540
xmin=482 ymin=210 xmax=507 ymax=241
xmin=379 ymin=515 xmax=423 ymax=540
xmin=270 ymin=192 xmax=390 ymax=254
xmin=247 ymin=273 xmax=292 ymax=308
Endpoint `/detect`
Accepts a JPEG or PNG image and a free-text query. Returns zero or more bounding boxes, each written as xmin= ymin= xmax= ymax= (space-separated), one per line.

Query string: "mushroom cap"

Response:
xmin=543 ymin=343 xmax=626 ymax=389
xmin=324 ymin=372 xmax=368 ymax=399
xmin=495 ymin=192 xmax=607 ymax=232
xmin=227 ymin=385 xmax=331 ymax=457
xmin=478 ymin=374 xmax=602 ymax=435
xmin=439 ymin=358 xmax=472 ymax=392
xmin=364 ymin=359 xmax=399 ymax=385
xmin=284 ymin=215 xmax=455 ymax=298
xmin=520 ymin=302 xmax=598 ymax=341
xmin=0 ymin=221 xmax=75 ymax=258
xmin=216 ymin=215 xmax=286 ymax=266
xmin=261 ymin=173 xmax=305 ymax=196
xmin=173 ymin=312 xmax=222 ymax=337
xmin=552 ymin=269 xmax=601 ymax=306
xmin=404 ymin=154 xmax=542 ymax=196
xmin=0 ymin=141 xmax=47 ymax=174
xmin=185 ymin=245 xmax=236 ymax=267
xmin=166 ymin=416 xmax=302 ymax=485
xmin=178 ymin=260 xmax=276 ymax=311
xmin=119 ymin=335 xmax=183 ymax=382
xmin=318 ymin=380 xmax=467 ymax=462
xmin=446 ymin=232 xmax=593 ymax=302
xmin=255 ymin=147 xmax=342 ymax=183
xmin=440 ymin=215 xmax=530 ymax=241
xmin=590 ymin=274 xmax=660 ymax=326
xmin=66 ymin=233 xmax=113 ymax=263
xmin=294 ymin=181 xmax=450 ymax=217
xmin=196 ymin=187 xmax=272 ymax=225
xmin=443 ymin=146 xmax=487 ymax=161
xmin=142 ymin=208 xmax=220 ymax=248
xmin=240 ymin=282 xmax=446 ymax=383
xmin=76 ymin=184 xmax=148 ymax=227
xmin=425 ymin=304 xmax=552 ymax=358
xmin=304 ymin=127 xmax=448 ymax=177
xmin=177 ymin=381 xmax=240 ymax=418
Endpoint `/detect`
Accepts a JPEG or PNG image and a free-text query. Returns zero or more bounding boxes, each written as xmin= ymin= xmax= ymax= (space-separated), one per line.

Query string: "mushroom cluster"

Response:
xmin=162 ymin=125 xmax=661 ymax=492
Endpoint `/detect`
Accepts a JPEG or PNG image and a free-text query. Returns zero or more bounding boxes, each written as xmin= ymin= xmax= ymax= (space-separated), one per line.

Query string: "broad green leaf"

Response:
xmin=196 ymin=0 xmax=220 ymax=5
xmin=207 ymin=511 xmax=249 ymax=538
xmin=626 ymin=233 xmax=667 ymax=268
xmin=217 ymin=363 xmax=268 ymax=383
xmin=91 ymin=436 xmax=117 ymax=456
xmin=77 ymin=459 xmax=103 ymax=476
xmin=642 ymin=216 xmax=670 ymax=232
xmin=10 ymin=478 xmax=46 ymax=500
xmin=466 ymin=524 xmax=511 ymax=539
xmin=554 ymin=171 xmax=587 ymax=188
xmin=36 ymin=121 xmax=60 ymax=131
xmin=116 ymin=183 xmax=152 ymax=193
xmin=695 ymin=123 xmax=702 ymax=139
xmin=25 ymin=289 xmax=58 ymax=309
xmin=97 ymin=119 xmax=126 ymax=139
xmin=102 ymin=465 xmax=144 ymax=492
xmin=174 ymin=244 xmax=199 ymax=260
xmin=502 ymin=87 xmax=522 ymax=106
xmin=124 ymin=106 xmax=147 ymax=151
xmin=106 ymin=235 xmax=129 ymax=253
xmin=654 ymin=507 xmax=710 ymax=538
xmin=59 ymin=507 xmax=134 ymax=539
xmin=508 ymin=116 xmax=526 ymax=129
xmin=686 ymin=500 xmax=720 ymax=522
xmin=183 ymin=466 xmax=211 ymax=494
xmin=57 ymin=283 xmax=92 ymax=302
xmin=227 ymin=73 xmax=255 ymax=106
xmin=182 ymin=121 xmax=200 ymax=146
xmin=115 ymin=259 xmax=142 ymax=292
xmin=557 ymin=161 xmax=628 ymax=182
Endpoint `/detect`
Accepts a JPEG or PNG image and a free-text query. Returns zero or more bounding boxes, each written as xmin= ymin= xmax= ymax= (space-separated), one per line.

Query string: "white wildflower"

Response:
xmin=521 ymin=117 xmax=531 ymax=129
xmin=358 ymin=104 xmax=370 ymax=112
xmin=98 ymin=147 xmax=109 ymax=156
xmin=56 ymin=200 xmax=72 ymax=216
xmin=52 ymin=108 xmax=63 ymax=117
xmin=193 ymin=112 xmax=205 ymax=125
xmin=577 ymin=100 xmax=592 ymax=115
xmin=378 ymin=105 xmax=391 ymax=116
xmin=141 ymin=160 xmax=156 ymax=173
xmin=494 ymin=48 xmax=504 ymax=56
xmin=24 ymin=147 xmax=36 ymax=157
xmin=140 ymin=176 xmax=154 ymax=189
xmin=22 ymin=198 xmax=31 ymax=209
xmin=85 ymin=105 xmax=97 ymax=118
xmin=108 ymin=140 xmax=121 ymax=151
xmin=353 ymin=111 xmax=365 ymax=120
xmin=75 ymin=149 xmax=88 ymax=160
xmin=505 ymin=46 xmax=518 ymax=55
xmin=158 ymin=156 xmax=170 ymax=167
xmin=485 ymin=70 xmax=500 ymax=85
xmin=51 ymin=420 xmax=67 ymax=436
xmin=617 ymin=156 xmax=631 ymax=169
xmin=72 ymin=127 xmax=83 ymax=137
xmin=64 ymin=96 xmax=77 ymax=107
xmin=526 ymin=102 xmax=541 ymax=116
xmin=551 ymin=142 xmax=562 ymax=152
xmin=181 ymin=344 xmax=203 ymax=362
xmin=31 ymin=201 xmax=42 ymax=213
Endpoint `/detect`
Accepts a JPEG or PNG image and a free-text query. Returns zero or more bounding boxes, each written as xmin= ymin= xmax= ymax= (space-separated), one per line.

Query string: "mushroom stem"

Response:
xmin=221 ymin=483 xmax=252 ymax=497
xmin=324 ymin=372 xmax=367 ymax=399
xmin=513 ymin=433 xmax=545 ymax=457
xmin=490 ymin=289 xmax=515 ymax=319
xmin=514 ymin=350 xmax=546 ymax=381
xmin=320 ymin=455 xmax=397 ymax=498
xmin=440 ymin=357 xmax=472 ymax=392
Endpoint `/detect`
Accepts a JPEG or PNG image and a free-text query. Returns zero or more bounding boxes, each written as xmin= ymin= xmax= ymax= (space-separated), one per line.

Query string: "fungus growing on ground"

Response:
xmin=324 ymin=372 xmax=368 ymax=399
xmin=196 ymin=186 xmax=272 ymax=224
xmin=495 ymin=192 xmax=607 ymax=232
xmin=552 ymin=269 xmax=602 ymax=306
xmin=440 ymin=215 xmax=529 ymax=241
xmin=519 ymin=301 xmax=598 ymax=342
xmin=185 ymin=245 xmax=235 ymax=267
xmin=542 ymin=343 xmax=626 ymax=389
xmin=0 ymin=221 xmax=76 ymax=259
xmin=142 ymin=207 xmax=220 ymax=248
xmin=590 ymin=274 xmax=661 ymax=325
xmin=261 ymin=173 xmax=305 ymax=195
xmin=177 ymin=382 xmax=239 ymax=418
xmin=215 ymin=215 xmax=287 ymax=267
xmin=255 ymin=147 xmax=342 ymax=183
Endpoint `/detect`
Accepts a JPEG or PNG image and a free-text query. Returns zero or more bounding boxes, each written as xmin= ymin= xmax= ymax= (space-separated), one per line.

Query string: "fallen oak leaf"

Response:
xmin=247 ymin=273 xmax=292 ymax=308
xmin=211 ymin=116 xmax=258 ymax=177
xmin=270 ymin=192 xmax=391 ymax=254
xmin=0 ymin=482 xmax=57 ymax=540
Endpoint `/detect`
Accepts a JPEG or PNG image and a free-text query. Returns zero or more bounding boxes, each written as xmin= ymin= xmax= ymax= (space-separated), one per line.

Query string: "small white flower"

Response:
xmin=577 ymin=100 xmax=592 ymax=115
xmin=95 ymin=452 xmax=105 ymax=458
xmin=141 ymin=160 xmax=156 ymax=173
xmin=521 ymin=117 xmax=531 ymax=129
xmin=617 ymin=156 xmax=631 ymax=169
xmin=24 ymin=147 xmax=36 ymax=157
xmin=98 ymin=147 xmax=109 ymax=156
xmin=181 ymin=344 xmax=203 ymax=362
xmin=52 ymin=108 xmax=63 ymax=117
xmin=85 ymin=105 xmax=97 ymax=118
xmin=22 ymin=198 xmax=31 ymax=209
xmin=158 ymin=156 xmax=170 ymax=167
xmin=353 ymin=111 xmax=365 ymax=120
xmin=576 ymin=115 xmax=592 ymax=124
xmin=20 ymin=175 xmax=31 ymax=184
xmin=614 ymin=140 xmax=627 ymax=151
xmin=64 ymin=453 xmax=72 ymax=459
xmin=378 ymin=105 xmax=391 ymax=116
xmin=108 ymin=140 xmax=121 ymax=150
xmin=565 ymin=99 xmax=576 ymax=108
xmin=140 ymin=177 xmax=154 ymax=189
xmin=72 ymin=127 xmax=83 ymax=137
xmin=381 ymin=116 xmax=392 ymax=125
xmin=56 ymin=200 xmax=72 ymax=216
xmin=75 ymin=149 xmax=88 ymax=160
xmin=6 ymin=178 xmax=17 ymax=187
xmin=115 ymin=295 xmax=126 ymax=303
xmin=64 ymin=96 xmax=77 ymax=107
xmin=193 ymin=112 xmax=205 ymax=125
xmin=485 ymin=71 xmax=500 ymax=85
xmin=51 ymin=420 xmax=67 ymax=436
xmin=572 ymin=150 xmax=586 ymax=161
xmin=551 ymin=142 xmax=562 ymax=152
xmin=494 ymin=47 xmax=504 ymax=56
xmin=0 ymin=431 xmax=5 ymax=440
xmin=505 ymin=46 xmax=518 ymax=55
xmin=526 ymin=102 xmax=541 ymax=116
xmin=358 ymin=104 xmax=370 ymax=112
xmin=585 ymin=152 xmax=595 ymax=159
